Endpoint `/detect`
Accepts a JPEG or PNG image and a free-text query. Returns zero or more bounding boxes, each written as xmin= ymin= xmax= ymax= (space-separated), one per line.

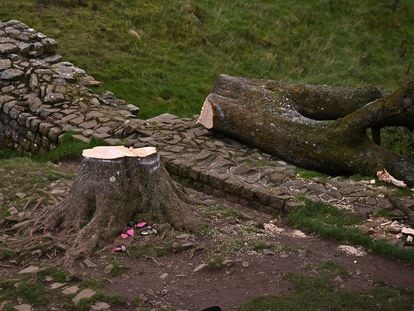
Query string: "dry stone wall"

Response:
xmin=0 ymin=19 xmax=138 ymax=154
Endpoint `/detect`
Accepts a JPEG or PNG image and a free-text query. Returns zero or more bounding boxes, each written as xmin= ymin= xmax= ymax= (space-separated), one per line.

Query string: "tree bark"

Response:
xmin=198 ymin=74 xmax=414 ymax=186
xmin=34 ymin=146 xmax=200 ymax=266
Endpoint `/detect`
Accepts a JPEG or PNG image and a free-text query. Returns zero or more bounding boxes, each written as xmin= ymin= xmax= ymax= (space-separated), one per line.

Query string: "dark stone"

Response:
xmin=44 ymin=92 xmax=65 ymax=104
xmin=39 ymin=122 xmax=54 ymax=135
xmin=24 ymin=93 xmax=41 ymax=112
xmin=3 ymin=101 xmax=16 ymax=114
xmin=17 ymin=112 xmax=31 ymax=126
xmin=212 ymin=189 xmax=225 ymax=198
xmin=0 ymin=59 xmax=12 ymax=70
xmin=223 ymin=177 xmax=244 ymax=193
xmin=209 ymin=172 xmax=227 ymax=189
xmin=1 ymin=68 xmax=24 ymax=80
xmin=48 ymin=127 xmax=62 ymax=142
xmin=307 ymin=183 xmax=327 ymax=194
xmin=9 ymin=108 xmax=19 ymax=119
xmin=0 ymin=95 xmax=14 ymax=106
xmin=79 ymin=120 xmax=98 ymax=129
xmin=43 ymin=54 xmax=62 ymax=64
xmin=41 ymin=38 xmax=57 ymax=54
xmin=92 ymin=132 xmax=110 ymax=140
xmin=16 ymin=41 xmax=30 ymax=54
xmin=0 ymin=43 xmax=17 ymax=54
xmin=72 ymin=134 xmax=91 ymax=144
xmin=30 ymin=118 xmax=41 ymax=132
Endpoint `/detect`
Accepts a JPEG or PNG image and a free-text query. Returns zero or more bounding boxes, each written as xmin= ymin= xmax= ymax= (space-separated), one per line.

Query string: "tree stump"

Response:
xmin=198 ymin=75 xmax=414 ymax=186
xmin=34 ymin=146 xmax=200 ymax=266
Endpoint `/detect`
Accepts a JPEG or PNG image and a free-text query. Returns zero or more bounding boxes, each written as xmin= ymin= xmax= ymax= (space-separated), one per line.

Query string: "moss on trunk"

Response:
xmin=199 ymin=75 xmax=414 ymax=186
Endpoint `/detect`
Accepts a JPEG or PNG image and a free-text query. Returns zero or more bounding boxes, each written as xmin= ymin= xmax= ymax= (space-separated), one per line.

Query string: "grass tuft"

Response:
xmin=241 ymin=263 xmax=414 ymax=311
xmin=288 ymin=199 xmax=414 ymax=262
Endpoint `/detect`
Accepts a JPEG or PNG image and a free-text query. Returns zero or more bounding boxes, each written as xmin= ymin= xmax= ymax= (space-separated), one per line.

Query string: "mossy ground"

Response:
xmin=288 ymin=199 xmax=414 ymax=262
xmin=0 ymin=269 xmax=126 ymax=310
xmin=240 ymin=261 xmax=414 ymax=311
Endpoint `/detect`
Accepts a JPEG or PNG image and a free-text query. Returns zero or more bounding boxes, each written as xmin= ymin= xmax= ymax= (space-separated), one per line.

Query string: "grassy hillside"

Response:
xmin=1 ymin=0 xmax=413 ymax=118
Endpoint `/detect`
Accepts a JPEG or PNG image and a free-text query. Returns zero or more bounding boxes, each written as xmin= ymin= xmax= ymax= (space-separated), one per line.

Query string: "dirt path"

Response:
xmin=76 ymin=193 xmax=414 ymax=310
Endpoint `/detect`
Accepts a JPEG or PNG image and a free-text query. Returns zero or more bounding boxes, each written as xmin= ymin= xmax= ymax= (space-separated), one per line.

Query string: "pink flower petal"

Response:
xmin=136 ymin=221 xmax=147 ymax=228
xmin=127 ymin=228 xmax=135 ymax=236
xmin=121 ymin=233 xmax=129 ymax=239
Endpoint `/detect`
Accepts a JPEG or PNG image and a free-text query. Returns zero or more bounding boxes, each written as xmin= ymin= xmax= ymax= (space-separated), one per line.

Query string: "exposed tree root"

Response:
xmin=0 ymin=147 xmax=202 ymax=267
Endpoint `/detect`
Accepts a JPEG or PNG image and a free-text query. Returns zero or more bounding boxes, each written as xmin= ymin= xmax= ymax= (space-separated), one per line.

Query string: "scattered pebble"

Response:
xmin=13 ymin=304 xmax=32 ymax=311
xmin=83 ymin=259 xmax=97 ymax=268
xmin=30 ymin=249 xmax=42 ymax=257
xmin=104 ymin=264 xmax=114 ymax=274
xmin=291 ymin=230 xmax=307 ymax=238
xmin=264 ymin=223 xmax=285 ymax=234
xmin=241 ymin=261 xmax=250 ymax=268
xmin=72 ymin=288 xmax=96 ymax=305
xmin=15 ymin=192 xmax=26 ymax=199
xmin=18 ymin=266 xmax=39 ymax=274
xmin=402 ymin=227 xmax=414 ymax=236
xmin=193 ymin=263 xmax=208 ymax=272
xmin=338 ymin=245 xmax=366 ymax=257
xmin=62 ymin=285 xmax=79 ymax=296
xmin=8 ymin=207 xmax=18 ymax=215
xmin=45 ymin=276 xmax=54 ymax=282
xmin=50 ymin=282 xmax=66 ymax=289
xmin=159 ymin=273 xmax=168 ymax=280
xmin=90 ymin=302 xmax=111 ymax=311
xmin=387 ymin=225 xmax=402 ymax=234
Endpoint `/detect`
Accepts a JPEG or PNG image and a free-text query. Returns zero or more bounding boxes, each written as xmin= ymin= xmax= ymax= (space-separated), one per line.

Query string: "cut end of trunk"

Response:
xmin=197 ymin=97 xmax=214 ymax=129
xmin=82 ymin=146 xmax=157 ymax=160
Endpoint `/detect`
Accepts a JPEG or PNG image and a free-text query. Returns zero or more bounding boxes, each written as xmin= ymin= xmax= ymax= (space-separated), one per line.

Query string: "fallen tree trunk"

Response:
xmin=31 ymin=146 xmax=200 ymax=266
xmin=198 ymin=75 xmax=414 ymax=186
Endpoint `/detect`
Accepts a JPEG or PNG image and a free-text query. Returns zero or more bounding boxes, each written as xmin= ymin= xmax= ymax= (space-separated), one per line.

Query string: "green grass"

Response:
xmin=241 ymin=261 xmax=414 ymax=311
xmin=205 ymin=204 xmax=248 ymax=220
xmin=0 ymin=0 xmax=412 ymax=119
xmin=207 ymin=255 xmax=225 ymax=270
xmin=0 ymin=157 xmax=73 ymax=217
xmin=296 ymin=168 xmax=330 ymax=180
xmin=38 ymin=266 xmax=69 ymax=283
xmin=74 ymin=292 xmax=127 ymax=311
xmin=108 ymin=259 xmax=128 ymax=277
xmin=0 ymin=132 xmax=106 ymax=163
xmin=250 ymin=239 xmax=268 ymax=252
xmin=33 ymin=132 xmax=107 ymax=163
xmin=127 ymin=241 xmax=174 ymax=258
xmin=0 ymin=275 xmax=50 ymax=306
xmin=288 ymin=199 xmax=414 ymax=262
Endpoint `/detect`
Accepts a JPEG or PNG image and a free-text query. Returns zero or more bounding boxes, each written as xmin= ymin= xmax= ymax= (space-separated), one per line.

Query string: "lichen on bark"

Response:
xmin=199 ymin=74 xmax=414 ymax=186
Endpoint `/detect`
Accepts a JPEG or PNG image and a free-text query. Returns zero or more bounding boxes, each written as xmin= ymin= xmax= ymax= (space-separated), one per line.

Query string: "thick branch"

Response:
xmin=334 ymin=81 xmax=414 ymax=134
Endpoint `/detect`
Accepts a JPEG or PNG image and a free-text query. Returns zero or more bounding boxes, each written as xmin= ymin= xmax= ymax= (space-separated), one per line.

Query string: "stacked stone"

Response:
xmin=0 ymin=19 xmax=139 ymax=154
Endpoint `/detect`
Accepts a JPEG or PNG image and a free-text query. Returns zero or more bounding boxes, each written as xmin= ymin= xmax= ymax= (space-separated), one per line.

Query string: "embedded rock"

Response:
xmin=0 ymin=43 xmax=17 ymax=54
xmin=1 ymin=68 xmax=24 ymax=80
